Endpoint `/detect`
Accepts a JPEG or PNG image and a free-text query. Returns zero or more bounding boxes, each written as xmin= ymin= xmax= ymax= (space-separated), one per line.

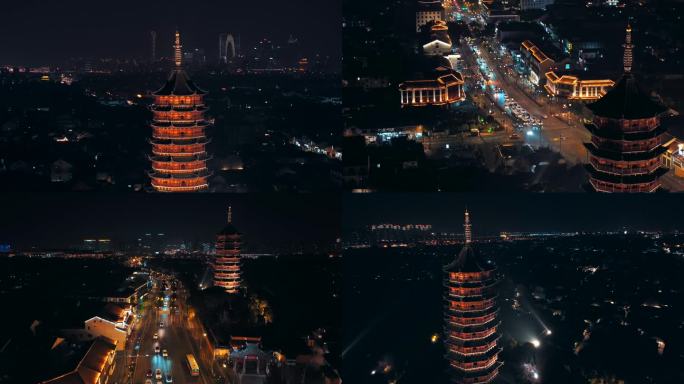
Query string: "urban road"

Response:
xmin=450 ymin=1 xmax=684 ymax=191
xmin=112 ymin=277 xmax=236 ymax=384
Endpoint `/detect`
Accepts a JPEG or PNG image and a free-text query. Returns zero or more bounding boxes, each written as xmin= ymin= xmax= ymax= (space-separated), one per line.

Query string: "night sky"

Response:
xmin=0 ymin=193 xmax=340 ymax=249
xmin=343 ymin=193 xmax=684 ymax=234
xmin=0 ymin=0 xmax=341 ymax=66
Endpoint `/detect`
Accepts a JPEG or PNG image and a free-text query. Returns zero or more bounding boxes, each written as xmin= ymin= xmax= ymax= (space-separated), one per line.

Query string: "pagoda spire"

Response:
xmin=464 ymin=209 xmax=472 ymax=245
xmin=623 ymin=23 xmax=634 ymax=73
xmin=227 ymin=206 xmax=232 ymax=224
xmin=174 ymin=30 xmax=183 ymax=68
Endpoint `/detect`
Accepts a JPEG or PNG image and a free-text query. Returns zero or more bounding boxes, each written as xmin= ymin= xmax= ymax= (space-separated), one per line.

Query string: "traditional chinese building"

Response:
xmin=444 ymin=210 xmax=502 ymax=384
xmin=214 ymin=206 xmax=242 ymax=293
xmin=584 ymin=24 xmax=668 ymax=193
xmin=149 ymin=31 xmax=211 ymax=192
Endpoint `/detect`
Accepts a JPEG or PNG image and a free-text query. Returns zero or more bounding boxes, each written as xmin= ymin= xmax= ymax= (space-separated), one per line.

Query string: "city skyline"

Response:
xmin=343 ymin=193 xmax=684 ymax=234
xmin=0 ymin=0 xmax=341 ymax=66
xmin=0 ymin=194 xmax=340 ymax=250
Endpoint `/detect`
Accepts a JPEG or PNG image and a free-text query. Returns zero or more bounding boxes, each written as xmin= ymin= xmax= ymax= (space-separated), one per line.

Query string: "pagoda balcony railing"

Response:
xmin=451 ymin=368 xmax=500 ymax=384
xmin=447 ymin=312 xmax=498 ymax=327
xmin=590 ymin=137 xmax=662 ymax=153
xmin=152 ymin=162 xmax=207 ymax=173
xmin=447 ymin=283 xmax=497 ymax=296
xmin=155 ymin=96 xmax=204 ymax=105
xmin=151 ymin=120 xmax=209 ymax=128
xmin=153 ymin=118 xmax=204 ymax=125
xmin=215 ymin=277 xmax=239 ymax=282
xmin=152 ymin=146 xmax=206 ymax=156
xmin=151 ymin=103 xmax=206 ymax=111
xmin=449 ymin=355 xmax=499 ymax=372
xmin=153 ymin=111 xmax=205 ymax=121
xmin=448 ymin=271 xmax=495 ymax=282
xmin=448 ymin=326 xmax=498 ymax=341
xmin=215 ymin=250 xmax=240 ymax=256
xmin=214 ymin=266 xmax=240 ymax=272
xmin=594 ymin=116 xmax=660 ymax=132
xmin=215 ymin=274 xmax=240 ymax=280
xmin=589 ymin=157 xmax=661 ymax=176
xmin=151 ymin=177 xmax=209 ymax=191
xmin=448 ymin=297 xmax=498 ymax=311
xmin=589 ymin=178 xmax=659 ymax=193
xmin=446 ymin=290 xmax=496 ymax=301
xmin=153 ymin=127 xmax=205 ymax=139
xmin=448 ymin=340 xmax=499 ymax=356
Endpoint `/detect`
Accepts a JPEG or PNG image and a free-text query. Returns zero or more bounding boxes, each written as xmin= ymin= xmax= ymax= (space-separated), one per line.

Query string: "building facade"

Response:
xmin=416 ymin=1 xmax=444 ymax=32
xmin=41 ymin=336 xmax=117 ymax=384
xmin=584 ymin=25 xmax=668 ymax=193
xmin=399 ymin=71 xmax=465 ymax=107
xmin=214 ymin=206 xmax=242 ymax=293
xmin=520 ymin=0 xmax=554 ymax=10
xmin=423 ymin=21 xmax=452 ymax=56
xmin=544 ymin=72 xmax=614 ymax=100
xmin=444 ymin=210 xmax=502 ymax=384
xmin=149 ymin=31 xmax=212 ymax=192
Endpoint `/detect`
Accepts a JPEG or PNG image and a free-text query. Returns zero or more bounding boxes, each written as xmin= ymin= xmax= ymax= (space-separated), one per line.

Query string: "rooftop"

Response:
xmin=587 ymin=74 xmax=667 ymax=120
xmin=153 ymin=69 xmax=207 ymax=96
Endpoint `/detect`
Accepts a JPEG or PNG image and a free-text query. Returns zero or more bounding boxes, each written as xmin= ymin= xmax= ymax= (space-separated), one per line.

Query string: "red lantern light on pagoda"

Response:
xmin=444 ymin=209 xmax=502 ymax=384
xmin=214 ymin=206 xmax=242 ymax=294
xmin=149 ymin=30 xmax=212 ymax=192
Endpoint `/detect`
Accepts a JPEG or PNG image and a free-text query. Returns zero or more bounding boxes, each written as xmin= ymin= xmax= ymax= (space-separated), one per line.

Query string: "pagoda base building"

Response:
xmin=444 ymin=210 xmax=502 ymax=384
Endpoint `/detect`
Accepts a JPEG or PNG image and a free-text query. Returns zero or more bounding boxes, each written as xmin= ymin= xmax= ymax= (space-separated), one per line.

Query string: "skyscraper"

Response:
xmin=584 ymin=24 xmax=668 ymax=192
xmin=219 ymin=33 xmax=236 ymax=64
xmin=214 ymin=206 xmax=242 ymax=294
xmin=444 ymin=210 xmax=502 ymax=384
xmin=149 ymin=31 xmax=212 ymax=192
xmin=150 ymin=30 xmax=157 ymax=62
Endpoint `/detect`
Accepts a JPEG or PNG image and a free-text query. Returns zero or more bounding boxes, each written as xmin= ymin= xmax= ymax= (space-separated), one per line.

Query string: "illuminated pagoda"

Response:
xmin=584 ymin=24 xmax=668 ymax=193
xmin=444 ymin=210 xmax=502 ymax=384
xmin=149 ymin=30 xmax=212 ymax=192
xmin=214 ymin=206 xmax=242 ymax=294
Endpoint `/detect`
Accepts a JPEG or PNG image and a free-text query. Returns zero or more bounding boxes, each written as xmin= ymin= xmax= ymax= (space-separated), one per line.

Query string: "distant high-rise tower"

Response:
xmin=444 ymin=210 xmax=502 ymax=384
xmin=149 ymin=30 xmax=212 ymax=192
xmin=219 ymin=33 xmax=236 ymax=63
xmin=584 ymin=24 xmax=668 ymax=192
xmin=214 ymin=206 xmax=242 ymax=294
xmin=150 ymin=31 xmax=157 ymax=62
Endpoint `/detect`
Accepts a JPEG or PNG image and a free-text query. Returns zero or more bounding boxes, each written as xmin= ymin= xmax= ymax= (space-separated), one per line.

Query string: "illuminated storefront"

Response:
xmin=399 ymin=72 xmax=465 ymax=107
xmin=544 ymin=72 xmax=614 ymax=100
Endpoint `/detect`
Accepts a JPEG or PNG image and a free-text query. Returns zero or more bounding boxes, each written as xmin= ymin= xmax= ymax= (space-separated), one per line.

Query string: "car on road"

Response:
xmin=155 ymin=369 xmax=162 ymax=380
xmin=159 ymin=322 xmax=164 ymax=328
xmin=162 ymin=349 xmax=168 ymax=357
xmin=146 ymin=369 xmax=153 ymax=378
xmin=155 ymin=345 xmax=161 ymax=354
xmin=145 ymin=380 xmax=152 ymax=384
xmin=153 ymin=333 xmax=158 ymax=340
xmin=165 ymin=374 xmax=173 ymax=383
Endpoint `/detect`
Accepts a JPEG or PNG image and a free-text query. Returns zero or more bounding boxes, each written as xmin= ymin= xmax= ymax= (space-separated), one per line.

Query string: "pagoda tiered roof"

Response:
xmin=153 ymin=69 xmax=207 ymax=96
xmin=587 ymin=73 xmax=666 ymax=120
